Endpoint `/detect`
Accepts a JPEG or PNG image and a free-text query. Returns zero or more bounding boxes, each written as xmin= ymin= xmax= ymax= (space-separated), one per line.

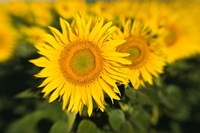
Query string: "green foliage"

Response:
xmin=77 ymin=120 xmax=99 ymax=133
xmin=50 ymin=120 xmax=69 ymax=133
xmin=108 ymin=109 xmax=125 ymax=132
xmin=5 ymin=102 xmax=66 ymax=133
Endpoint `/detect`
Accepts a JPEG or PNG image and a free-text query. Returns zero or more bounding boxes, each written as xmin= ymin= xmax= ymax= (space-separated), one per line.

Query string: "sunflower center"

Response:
xmin=71 ymin=49 xmax=95 ymax=75
xmin=117 ymin=37 xmax=149 ymax=68
xmin=164 ymin=26 xmax=177 ymax=47
xmin=128 ymin=47 xmax=141 ymax=59
xmin=59 ymin=40 xmax=103 ymax=85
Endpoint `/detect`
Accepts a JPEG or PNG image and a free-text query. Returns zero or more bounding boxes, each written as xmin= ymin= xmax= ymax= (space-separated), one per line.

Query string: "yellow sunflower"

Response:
xmin=6 ymin=1 xmax=30 ymax=19
xmin=54 ymin=0 xmax=86 ymax=20
xmin=0 ymin=14 xmax=16 ymax=63
xmin=30 ymin=14 xmax=131 ymax=116
xmin=138 ymin=1 xmax=200 ymax=64
xmin=21 ymin=26 xmax=47 ymax=45
xmin=115 ymin=19 xmax=166 ymax=89
xmin=161 ymin=2 xmax=199 ymax=63
xmin=88 ymin=2 xmax=114 ymax=21
xmin=28 ymin=2 xmax=53 ymax=26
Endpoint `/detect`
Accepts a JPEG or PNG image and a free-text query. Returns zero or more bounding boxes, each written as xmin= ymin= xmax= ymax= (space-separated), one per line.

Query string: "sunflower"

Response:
xmin=88 ymin=2 xmax=114 ymax=21
xmin=138 ymin=1 xmax=200 ymax=64
xmin=160 ymin=3 xmax=199 ymax=63
xmin=28 ymin=2 xmax=53 ymax=26
xmin=115 ymin=19 xmax=166 ymax=89
xmin=6 ymin=1 xmax=29 ymax=18
xmin=0 ymin=9 xmax=17 ymax=61
xmin=0 ymin=14 xmax=16 ymax=63
xmin=30 ymin=14 xmax=131 ymax=116
xmin=21 ymin=26 xmax=47 ymax=45
xmin=54 ymin=0 xmax=86 ymax=20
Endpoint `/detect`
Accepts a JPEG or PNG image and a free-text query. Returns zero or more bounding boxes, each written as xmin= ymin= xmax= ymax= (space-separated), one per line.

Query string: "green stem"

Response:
xmin=65 ymin=111 xmax=76 ymax=133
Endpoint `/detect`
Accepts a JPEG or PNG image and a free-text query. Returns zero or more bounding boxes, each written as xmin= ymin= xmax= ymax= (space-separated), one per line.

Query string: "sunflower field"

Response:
xmin=0 ymin=0 xmax=200 ymax=133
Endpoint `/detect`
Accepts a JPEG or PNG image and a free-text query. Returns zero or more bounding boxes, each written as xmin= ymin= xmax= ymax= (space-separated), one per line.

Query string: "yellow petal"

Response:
xmin=103 ymin=56 xmax=131 ymax=65
xmin=85 ymin=17 xmax=92 ymax=38
xmin=72 ymin=87 xmax=81 ymax=113
xmin=65 ymin=21 xmax=78 ymax=42
xmin=59 ymin=17 xmax=69 ymax=44
xmin=44 ymin=34 xmax=65 ymax=50
xmin=79 ymin=86 xmax=88 ymax=105
xmin=101 ymin=39 xmax=125 ymax=51
xmin=67 ymin=86 xmax=75 ymax=112
xmin=91 ymin=82 xmax=105 ymax=109
xmin=42 ymin=76 xmax=65 ymax=96
xmin=74 ymin=14 xmax=84 ymax=38
xmin=104 ymin=66 xmax=127 ymax=78
xmin=29 ymin=57 xmax=49 ymax=67
xmin=101 ymin=71 xmax=120 ymax=95
xmin=102 ymin=51 xmax=130 ymax=58
xmin=93 ymin=21 xmax=112 ymax=44
xmin=94 ymin=81 xmax=105 ymax=105
xmin=48 ymin=81 xmax=65 ymax=103
xmin=140 ymin=67 xmax=153 ymax=85
xmin=48 ymin=26 xmax=65 ymax=44
xmin=62 ymin=82 xmax=73 ymax=110
xmin=99 ymin=78 xmax=120 ymax=103
xmin=88 ymin=18 xmax=104 ymax=41
xmin=86 ymin=88 xmax=93 ymax=116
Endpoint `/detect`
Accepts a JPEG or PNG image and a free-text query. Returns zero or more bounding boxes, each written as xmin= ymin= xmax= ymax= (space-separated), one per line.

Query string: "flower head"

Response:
xmin=21 ymin=26 xmax=46 ymax=45
xmin=161 ymin=3 xmax=200 ymax=63
xmin=138 ymin=1 xmax=200 ymax=63
xmin=0 ymin=13 xmax=16 ymax=63
xmin=30 ymin=14 xmax=131 ymax=116
xmin=54 ymin=1 xmax=86 ymax=19
xmin=115 ymin=19 xmax=166 ymax=89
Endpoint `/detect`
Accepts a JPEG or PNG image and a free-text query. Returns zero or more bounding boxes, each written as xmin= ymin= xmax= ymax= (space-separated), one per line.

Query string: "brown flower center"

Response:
xmin=117 ymin=36 xmax=149 ymax=68
xmin=59 ymin=40 xmax=103 ymax=85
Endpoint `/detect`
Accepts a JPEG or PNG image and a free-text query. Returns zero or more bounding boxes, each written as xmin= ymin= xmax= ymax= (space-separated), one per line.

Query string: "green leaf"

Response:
xmin=129 ymin=107 xmax=150 ymax=133
xmin=6 ymin=110 xmax=51 ymax=133
xmin=170 ymin=122 xmax=182 ymax=133
xmin=108 ymin=109 xmax=125 ymax=132
xmin=15 ymin=89 xmax=39 ymax=99
xmin=166 ymin=85 xmax=182 ymax=105
xmin=77 ymin=120 xmax=99 ymax=133
xmin=120 ymin=121 xmax=135 ymax=133
xmin=125 ymin=86 xmax=158 ymax=106
xmin=6 ymin=102 xmax=66 ymax=133
xmin=125 ymin=86 xmax=136 ymax=101
xmin=137 ymin=89 xmax=157 ymax=105
xmin=50 ymin=120 xmax=68 ymax=133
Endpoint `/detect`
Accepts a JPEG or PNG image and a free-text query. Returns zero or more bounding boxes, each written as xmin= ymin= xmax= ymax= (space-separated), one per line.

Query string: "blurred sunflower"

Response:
xmin=112 ymin=1 xmax=144 ymax=20
xmin=7 ymin=1 xmax=53 ymax=26
xmin=139 ymin=1 xmax=200 ymax=64
xmin=6 ymin=1 xmax=31 ymax=21
xmin=28 ymin=2 xmax=53 ymax=26
xmin=0 ymin=14 xmax=16 ymax=63
xmin=30 ymin=14 xmax=131 ymax=116
xmin=161 ymin=3 xmax=199 ymax=63
xmin=88 ymin=2 xmax=113 ymax=21
xmin=21 ymin=26 xmax=47 ymax=45
xmin=54 ymin=0 xmax=86 ymax=19
xmin=115 ymin=19 xmax=166 ymax=89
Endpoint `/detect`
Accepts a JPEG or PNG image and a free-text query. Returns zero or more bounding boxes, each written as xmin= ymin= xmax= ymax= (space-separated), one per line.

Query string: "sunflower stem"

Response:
xmin=65 ymin=111 xmax=76 ymax=133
